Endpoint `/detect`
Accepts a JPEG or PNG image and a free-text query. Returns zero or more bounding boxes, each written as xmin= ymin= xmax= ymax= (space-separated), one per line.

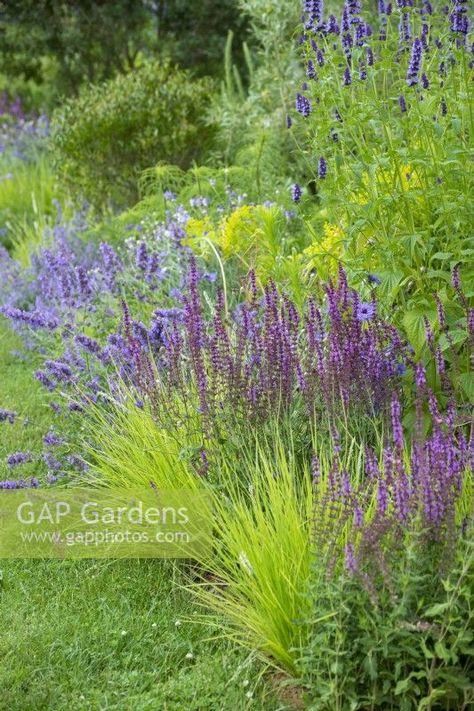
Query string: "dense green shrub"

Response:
xmin=0 ymin=0 xmax=156 ymax=109
xmin=298 ymin=535 xmax=474 ymax=711
xmin=51 ymin=60 xmax=216 ymax=208
xmin=0 ymin=1 xmax=248 ymax=112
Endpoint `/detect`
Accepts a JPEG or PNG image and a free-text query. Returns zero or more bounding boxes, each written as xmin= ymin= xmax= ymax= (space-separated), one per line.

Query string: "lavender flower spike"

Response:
xmin=291 ymin=184 xmax=303 ymax=203
xmin=296 ymin=93 xmax=312 ymax=117
xmin=406 ymin=37 xmax=422 ymax=86
xmin=318 ymin=157 xmax=327 ymax=179
xmin=7 ymin=451 xmax=32 ymax=467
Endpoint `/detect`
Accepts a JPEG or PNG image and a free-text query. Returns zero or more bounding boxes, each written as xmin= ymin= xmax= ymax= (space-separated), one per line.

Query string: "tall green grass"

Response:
xmin=84 ymin=398 xmax=354 ymax=672
xmin=0 ymin=155 xmax=55 ymax=262
xmin=84 ymin=391 xmax=473 ymax=679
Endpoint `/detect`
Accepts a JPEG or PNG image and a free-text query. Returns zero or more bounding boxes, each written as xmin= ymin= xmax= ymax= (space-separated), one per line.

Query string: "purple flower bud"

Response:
xmin=344 ymin=543 xmax=357 ymax=574
xmin=451 ymin=265 xmax=461 ymax=292
xmin=43 ymin=452 xmax=62 ymax=471
xmin=399 ymin=12 xmax=411 ymax=43
xmin=354 ymin=507 xmax=364 ymax=527
xmin=311 ymin=454 xmax=321 ymax=486
xmin=399 ymin=94 xmax=407 ymax=113
xmin=406 ymin=37 xmax=422 ymax=85
xmin=415 ymin=363 xmax=426 ymax=390
xmin=35 ymin=371 xmax=56 ymax=391
xmin=0 ymin=477 xmax=39 ymax=490
xmin=450 ymin=1 xmax=469 ymax=34
xmin=343 ymin=66 xmax=352 ymax=85
xmin=318 ymin=156 xmax=327 ymax=179
xmin=326 ymin=14 xmax=340 ymax=34
xmin=67 ymin=455 xmax=88 ymax=472
xmin=75 ymin=334 xmax=101 ymax=355
xmin=43 ymin=430 xmax=65 ymax=447
xmin=434 ymin=293 xmax=446 ymax=329
xmin=391 ymin=393 xmax=404 ymax=451
xmin=291 ymin=184 xmax=303 ymax=203
xmin=136 ymin=241 xmax=148 ymax=271
xmin=296 ymin=93 xmax=312 ymax=117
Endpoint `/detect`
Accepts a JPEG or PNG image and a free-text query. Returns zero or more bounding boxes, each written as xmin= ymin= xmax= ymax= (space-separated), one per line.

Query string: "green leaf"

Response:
xmin=438 ymin=330 xmax=468 ymax=352
xmin=395 ymin=678 xmax=412 ymax=695
xmin=402 ymin=308 xmax=432 ymax=354
xmin=378 ymin=270 xmax=406 ymax=298
xmin=431 ymin=252 xmax=453 ymax=260
xmin=457 ymin=372 xmax=474 ymax=402
xmin=434 ymin=640 xmax=451 ymax=662
xmin=424 ymin=602 xmax=450 ymax=617
xmin=419 ymin=689 xmax=447 ymax=709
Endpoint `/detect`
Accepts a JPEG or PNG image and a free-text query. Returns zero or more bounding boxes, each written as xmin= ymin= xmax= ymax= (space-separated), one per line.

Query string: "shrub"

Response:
xmin=298 ymin=535 xmax=474 ymax=711
xmin=51 ymin=61 xmax=216 ymax=209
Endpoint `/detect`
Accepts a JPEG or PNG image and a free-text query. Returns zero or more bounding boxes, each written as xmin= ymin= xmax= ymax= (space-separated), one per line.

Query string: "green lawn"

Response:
xmin=0 ymin=321 xmax=287 ymax=710
xmin=0 ymin=559 xmax=284 ymax=710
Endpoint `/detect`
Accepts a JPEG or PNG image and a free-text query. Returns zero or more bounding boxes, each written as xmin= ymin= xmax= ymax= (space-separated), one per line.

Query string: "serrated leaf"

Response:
xmin=438 ymin=330 xmax=468 ymax=352
xmin=402 ymin=308 xmax=434 ymax=354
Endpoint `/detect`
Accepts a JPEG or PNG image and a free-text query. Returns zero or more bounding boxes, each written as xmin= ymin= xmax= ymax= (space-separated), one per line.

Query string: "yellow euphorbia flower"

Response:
xmin=220 ymin=205 xmax=258 ymax=258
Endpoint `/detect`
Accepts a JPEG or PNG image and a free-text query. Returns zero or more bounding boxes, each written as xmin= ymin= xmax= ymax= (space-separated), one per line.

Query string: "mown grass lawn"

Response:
xmin=0 ymin=559 xmax=285 ymax=710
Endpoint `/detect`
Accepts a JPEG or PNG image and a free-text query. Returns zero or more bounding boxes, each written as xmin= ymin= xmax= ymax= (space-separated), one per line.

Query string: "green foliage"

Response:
xmin=298 ymin=534 xmax=474 ymax=711
xmin=154 ymin=1 xmax=249 ymax=79
xmin=290 ymin=6 xmax=474 ymax=408
xmin=84 ymin=394 xmax=201 ymax=492
xmin=0 ymin=0 xmax=249 ymax=112
xmin=206 ymin=1 xmax=303 ymax=198
xmin=296 ymin=10 xmax=474 ymax=299
xmin=0 ymin=155 xmax=56 ymax=256
xmin=0 ymin=320 xmax=55 ymax=480
xmin=85 ymin=405 xmax=315 ymax=673
xmin=0 ymin=0 xmax=157 ymax=111
xmin=50 ymin=61 xmax=216 ymax=208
